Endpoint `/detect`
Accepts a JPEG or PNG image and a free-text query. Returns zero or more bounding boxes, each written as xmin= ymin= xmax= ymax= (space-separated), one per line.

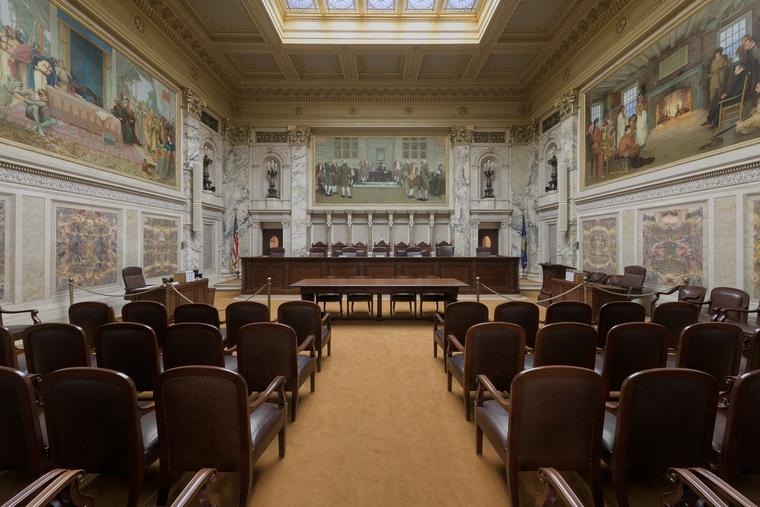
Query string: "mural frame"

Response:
xmin=579 ymin=0 xmax=760 ymax=191
xmin=308 ymin=134 xmax=452 ymax=211
xmin=0 ymin=0 xmax=182 ymax=191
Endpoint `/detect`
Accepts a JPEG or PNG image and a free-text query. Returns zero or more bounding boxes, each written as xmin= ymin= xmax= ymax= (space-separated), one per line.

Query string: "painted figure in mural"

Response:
xmin=618 ymin=125 xmax=655 ymax=168
xmin=740 ymin=35 xmax=760 ymax=89
xmin=393 ymin=159 xmax=401 ymax=183
xmin=708 ymin=48 xmax=732 ymax=103
xmin=736 ymin=82 xmax=760 ymax=134
xmin=8 ymin=30 xmax=32 ymax=89
xmin=22 ymin=88 xmax=56 ymax=136
xmin=600 ymin=114 xmax=615 ymax=164
xmin=616 ymin=106 xmax=627 ymax=146
xmin=406 ymin=163 xmax=418 ymax=199
xmin=418 ymin=159 xmax=430 ymax=201
xmin=339 ymin=160 xmax=352 ymax=198
xmin=430 ymin=163 xmax=444 ymax=196
xmin=0 ymin=76 xmax=22 ymax=120
xmin=591 ymin=118 xmax=602 ymax=178
xmin=704 ymin=63 xmax=748 ymax=128
xmin=635 ymin=95 xmax=649 ymax=147
xmin=0 ymin=27 xmax=12 ymax=80
xmin=112 ymin=97 xmax=138 ymax=145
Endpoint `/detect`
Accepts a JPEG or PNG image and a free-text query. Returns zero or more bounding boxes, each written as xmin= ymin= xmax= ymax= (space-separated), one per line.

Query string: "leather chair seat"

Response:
xmin=602 ymin=409 xmax=617 ymax=458
xmin=434 ymin=329 xmax=445 ymax=348
xmin=524 ymin=353 xmax=534 ymax=369
xmin=224 ymin=354 xmax=237 ymax=371
xmin=250 ymin=403 xmax=287 ymax=461
xmin=348 ymin=293 xmax=373 ymax=301
xmin=712 ymin=410 xmax=727 ymax=454
xmin=297 ymin=355 xmax=316 ymax=381
xmin=447 ymin=354 xmax=465 ymax=381
xmin=475 ymin=400 xmax=509 ymax=462
xmin=140 ymin=411 xmax=160 ymax=464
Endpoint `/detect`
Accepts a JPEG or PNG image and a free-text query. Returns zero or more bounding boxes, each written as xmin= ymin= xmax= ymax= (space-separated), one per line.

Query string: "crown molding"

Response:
xmin=232 ymin=87 xmax=527 ymax=104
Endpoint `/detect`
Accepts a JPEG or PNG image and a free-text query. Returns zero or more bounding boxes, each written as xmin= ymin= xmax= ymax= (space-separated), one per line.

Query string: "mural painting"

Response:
xmin=55 ymin=206 xmax=119 ymax=291
xmin=583 ymin=0 xmax=760 ymax=186
xmin=642 ymin=207 xmax=705 ymax=286
xmin=313 ymin=136 xmax=448 ymax=206
xmin=0 ymin=0 xmax=178 ymax=187
xmin=581 ymin=217 xmax=618 ymax=274
xmin=143 ymin=216 xmax=178 ymax=278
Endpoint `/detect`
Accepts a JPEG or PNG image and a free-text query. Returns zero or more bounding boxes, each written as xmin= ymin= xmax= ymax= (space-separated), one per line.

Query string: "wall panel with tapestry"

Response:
xmin=142 ymin=215 xmax=179 ymax=279
xmin=581 ymin=216 xmax=619 ymax=275
xmin=744 ymin=193 xmax=760 ymax=298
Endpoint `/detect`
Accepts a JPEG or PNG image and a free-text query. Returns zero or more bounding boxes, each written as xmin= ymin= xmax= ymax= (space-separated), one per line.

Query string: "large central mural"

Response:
xmin=583 ymin=0 xmax=760 ymax=187
xmin=312 ymin=136 xmax=448 ymax=207
xmin=0 ymin=0 xmax=178 ymax=188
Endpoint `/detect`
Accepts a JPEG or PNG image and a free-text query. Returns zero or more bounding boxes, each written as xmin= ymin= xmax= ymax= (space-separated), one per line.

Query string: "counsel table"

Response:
xmin=290 ymin=277 xmax=468 ymax=320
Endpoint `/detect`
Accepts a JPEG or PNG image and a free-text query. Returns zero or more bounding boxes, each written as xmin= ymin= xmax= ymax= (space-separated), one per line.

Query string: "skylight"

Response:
xmin=281 ymin=0 xmax=481 ymax=16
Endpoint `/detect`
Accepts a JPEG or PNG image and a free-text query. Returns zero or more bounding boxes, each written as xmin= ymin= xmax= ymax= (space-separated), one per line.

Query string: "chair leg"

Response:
xmin=433 ymin=339 xmax=438 ymax=357
xmin=339 ymin=299 xmax=343 ymax=316
xmin=157 ymin=468 xmax=171 ymax=507
xmin=239 ymin=466 xmax=252 ymax=507
xmin=447 ymin=370 xmax=452 ymax=392
xmin=476 ymin=424 xmax=483 ymax=454
xmin=317 ymin=348 xmax=322 ymax=372
xmin=278 ymin=426 xmax=286 ymax=458
xmin=508 ymin=466 xmax=519 ymax=507
xmin=310 ymin=370 xmax=316 ymax=392
xmin=327 ymin=336 xmax=331 ymax=356
xmin=291 ymin=390 xmax=299 ymax=422
xmin=435 ymin=301 xmax=439 ymax=313
xmin=414 ymin=299 xmax=417 ymax=316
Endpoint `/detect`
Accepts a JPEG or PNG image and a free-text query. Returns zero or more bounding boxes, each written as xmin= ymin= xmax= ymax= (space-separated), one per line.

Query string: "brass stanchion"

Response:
xmin=476 ymin=276 xmax=481 ymax=303
xmin=267 ymin=277 xmax=272 ymax=316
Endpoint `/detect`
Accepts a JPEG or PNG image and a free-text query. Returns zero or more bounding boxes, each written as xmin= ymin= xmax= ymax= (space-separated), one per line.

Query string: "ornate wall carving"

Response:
xmin=183 ymin=88 xmax=206 ymax=121
xmin=473 ymin=132 xmax=507 ymax=144
xmin=255 ymin=132 xmax=289 ymax=143
xmin=450 ymin=127 xmax=474 ymax=145
xmin=288 ymin=126 xmax=312 ymax=146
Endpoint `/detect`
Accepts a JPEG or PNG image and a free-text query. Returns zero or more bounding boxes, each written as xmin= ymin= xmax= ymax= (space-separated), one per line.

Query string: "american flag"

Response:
xmin=231 ymin=213 xmax=240 ymax=271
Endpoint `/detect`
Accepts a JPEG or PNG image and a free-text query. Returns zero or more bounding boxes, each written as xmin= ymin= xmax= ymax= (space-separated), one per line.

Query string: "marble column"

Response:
xmin=450 ymin=127 xmax=474 ymax=256
xmin=288 ymin=126 xmax=311 ymax=257
xmin=470 ymin=218 xmax=480 ymax=254
xmin=368 ymin=213 xmax=374 ymax=247
xmin=251 ymin=221 xmax=262 ymax=256
xmin=282 ymin=218 xmax=291 ymax=255
xmin=388 ymin=213 xmax=394 ymax=245
xmin=347 ymin=212 xmax=353 ymax=244
xmin=326 ymin=213 xmax=333 ymax=247
xmin=222 ymin=134 xmax=252 ymax=272
xmin=499 ymin=220 xmax=510 ymax=256
xmin=182 ymin=114 xmax=203 ymax=271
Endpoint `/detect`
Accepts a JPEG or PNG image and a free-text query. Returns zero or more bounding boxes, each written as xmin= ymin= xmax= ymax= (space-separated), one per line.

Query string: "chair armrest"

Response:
xmin=0 ymin=307 xmax=41 ymax=323
xmin=298 ymin=334 xmax=316 ymax=357
xmin=718 ymin=375 xmax=740 ymax=409
xmin=248 ymin=375 xmax=287 ymax=412
xmin=170 ymin=468 xmax=221 ymax=507
xmin=2 ymin=469 xmax=91 ymax=507
xmin=434 ymin=312 xmax=445 ymax=330
xmin=536 ymin=468 xmax=585 ymax=507
xmin=224 ymin=345 xmax=237 ymax=355
xmin=475 ymin=374 xmax=510 ymax=411
xmin=445 ymin=335 xmax=464 ymax=358
xmin=660 ymin=468 xmax=728 ymax=507
xmin=690 ymin=467 xmax=757 ymax=507
xmin=321 ymin=312 xmax=332 ymax=331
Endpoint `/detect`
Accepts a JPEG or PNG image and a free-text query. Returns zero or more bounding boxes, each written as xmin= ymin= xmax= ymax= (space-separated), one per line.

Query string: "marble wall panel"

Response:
xmin=621 ymin=210 xmax=635 ymax=268
xmin=713 ymin=196 xmax=737 ymax=287
xmin=290 ymin=145 xmax=309 ymax=256
xmin=22 ymin=197 xmax=45 ymax=301
xmin=581 ymin=216 xmax=618 ymax=274
xmin=55 ymin=206 xmax=120 ymax=292
xmin=0 ymin=199 xmax=6 ymax=300
xmin=203 ymin=222 xmax=214 ymax=272
xmin=125 ymin=210 xmax=139 ymax=267
xmin=143 ymin=216 xmax=179 ymax=278
xmin=223 ymin=145 xmax=252 ymax=270
xmin=642 ymin=206 xmax=705 ymax=286
xmin=745 ymin=196 xmax=760 ymax=298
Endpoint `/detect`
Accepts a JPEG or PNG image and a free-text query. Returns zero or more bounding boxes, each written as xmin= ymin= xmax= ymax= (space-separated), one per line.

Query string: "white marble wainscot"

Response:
xmin=222 ymin=144 xmax=252 ymax=272
xmin=451 ymin=141 xmax=472 ymax=256
xmin=289 ymin=143 xmax=309 ymax=256
xmin=181 ymin=116 xmax=203 ymax=270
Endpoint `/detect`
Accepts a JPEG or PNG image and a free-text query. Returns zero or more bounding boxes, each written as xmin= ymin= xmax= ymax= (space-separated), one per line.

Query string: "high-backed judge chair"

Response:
xmin=394 ymin=242 xmax=409 ymax=257
xmin=269 ymin=247 xmax=285 ymax=257
xmin=341 ymin=246 xmax=357 ymax=257
xmin=406 ymin=246 xmax=422 ymax=257
xmin=68 ymin=301 xmax=115 ymax=349
xmin=545 ymin=301 xmax=593 ymax=325
xmin=353 ymin=242 xmax=368 ymax=257
xmin=493 ymin=301 xmax=539 ymax=349
xmin=372 ymin=240 xmax=390 ymax=257
xmin=475 ymin=246 xmax=492 ymax=257
xmin=416 ymin=241 xmax=432 ymax=257
xmin=331 ymin=242 xmax=347 ymax=257
xmin=309 ymin=242 xmax=327 ymax=257
xmin=436 ymin=241 xmax=454 ymax=257
xmin=122 ymin=301 xmax=169 ymax=348
xmin=23 ymin=323 xmax=90 ymax=376
xmin=122 ymin=266 xmax=148 ymax=293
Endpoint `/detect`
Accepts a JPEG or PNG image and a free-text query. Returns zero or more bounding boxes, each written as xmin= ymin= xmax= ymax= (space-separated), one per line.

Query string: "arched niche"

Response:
xmin=262 ymin=154 xmax=283 ymax=199
xmin=202 ymin=140 xmax=220 ymax=193
xmin=478 ymin=154 xmax=500 ymax=199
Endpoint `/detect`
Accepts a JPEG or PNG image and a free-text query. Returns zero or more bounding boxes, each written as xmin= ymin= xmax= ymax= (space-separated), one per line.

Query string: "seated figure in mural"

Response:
xmin=22 ymin=88 xmax=57 ymax=136
xmin=704 ymin=63 xmax=749 ymax=128
xmin=736 ymin=82 xmax=760 ymax=135
xmin=617 ymin=126 xmax=655 ymax=168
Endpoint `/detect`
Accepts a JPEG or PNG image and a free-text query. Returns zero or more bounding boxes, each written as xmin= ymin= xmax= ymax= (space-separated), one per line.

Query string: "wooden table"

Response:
xmin=290 ymin=277 xmax=469 ymax=320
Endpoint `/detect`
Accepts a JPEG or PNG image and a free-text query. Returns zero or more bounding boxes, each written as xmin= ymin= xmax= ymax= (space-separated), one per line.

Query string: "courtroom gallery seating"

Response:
xmin=446 ymin=322 xmax=525 ymax=420
xmin=677 ymin=322 xmax=744 ymax=389
xmin=173 ymin=302 xmax=222 ymax=328
xmin=544 ymin=300 xmax=593 ymax=325
xmin=68 ymin=301 xmax=116 ymax=349
xmin=531 ymin=322 xmax=597 ymax=370
xmin=95 ymin=322 xmax=162 ymax=396
xmin=238 ymin=322 xmax=316 ymax=422
xmin=277 ymin=300 xmax=332 ymax=371
xmin=41 ymin=367 xmax=160 ymax=507
xmin=595 ymin=301 xmax=646 ymax=348
xmin=475 ymin=366 xmax=605 ymax=507
xmin=163 ymin=322 xmax=226 ymax=370
xmin=155 ymin=366 xmax=287 ymax=507
xmin=600 ymin=323 xmax=668 ymax=398
xmin=224 ymin=300 xmax=271 ymax=349
xmin=122 ymin=300 xmax=169 ymax=348
xmin=433 ymin=301 xmax=489 ymax=361
xmin=493 ymin=301 xmax=539 ymax=348
xmin=0 ymin=303 xmax=41 ymax=341
xmin=697 ymin=286 xmax=751 ymax=323
xmin=651 ymin=301 xmax=700 ymax=350
xmin=23 ymin=323 xmax=90 ymax=376
xmin=0 ymin=327 xmax=19 ymax=369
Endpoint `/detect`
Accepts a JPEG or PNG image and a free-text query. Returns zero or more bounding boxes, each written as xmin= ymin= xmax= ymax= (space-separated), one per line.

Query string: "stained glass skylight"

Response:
xmin=279 ymin=0 xmax=481 ymax=16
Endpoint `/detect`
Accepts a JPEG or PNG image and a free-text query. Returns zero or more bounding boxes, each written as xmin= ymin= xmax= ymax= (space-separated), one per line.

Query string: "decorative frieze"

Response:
xmin=449 ymin=126 xmax=474 ymax=145
xmin=183 ymin=88 xmax=206 ymax=121
xmin=224 ymin=121 xmax=254 ymax=146
xmin=473 ymin=132 xmax=507 ymax=144
xmin=509 ymin=122 xmax=537 ymax=146
xmin=288 ymin=126 xmax=312 ymax=146
xmin=554 ymin=88 xmax=579 ymax=121
xmin=255 ymin=131 xmax=289 ymax=144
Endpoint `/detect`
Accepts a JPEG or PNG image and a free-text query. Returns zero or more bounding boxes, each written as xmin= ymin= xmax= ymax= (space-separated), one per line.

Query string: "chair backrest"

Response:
xmin=122 ymin=301 xmax=169 ymax=348
xmin=677 ymin=322 xmax=743 ymax=389
xmin=225 ymin=301 xmax=270 ymax=348
xmin=269 ymin=247 xmax=285 ymax=257
xmin=602 ymin=323 xmax=668 ymax=393
xmin=0 ymin=327 xmax=17 ymax=369
xmin=277 ymin=301 xmax=321 ymax=349
xmin=23 ymin=323 xmax=89 ymax=376
xmin=331 ymin=242 xmax=346 ymax=257
xmin=436 ymin=244 xmax=454 ymax=257
xmin=43 ymin=367 xmax=145 ymax=477
xmin=173 ymin=303 xmax=220 ymax=328
xmin=678 ymin=285 xmax=706 ymax=304
xmin=596 ymin=301 xmax=646 ymax=348
xmin=371 ymin=247 xmax=388 ymax=257
xmin=509 ymin=366 xmax=604 ymax=475
xmin=545 ymin=301 xmax=592 ymax=325
xmin=341 ymin=246 xmax=357 ymax=257
xmin=533 ymin=323 xmax=597 ymax=370
xmin=155 ymin=366 xmax=250 ymax=473
xmin=122 ymin=266 xmax=146 ymax=290
xmin=238 ymin=323 xmax=298 ymax=392
xmin=708 ymin=287 xmax=750 ymax=323
xmin=586 ymin=272 xmax=608 ymax=284
xmin=720 ymin=370 xmax=760 ymax=479
xmin=612 ymin=368 xmax=718 ymax=477
xmin=493 ymin=302 xmax=539 ymax=349
xmin=652 ymin=301 xmax=700 ymax=349
xmin=95 ymin=322 xmax=161 ymax=392
xmin=443 ymin=302 xmax=489 ymax=345
xmin=747 ymin=330 xmax=760 ymax=374
xmin=0 ymin=366 xmax=45 ymax=474
xmin=163 ymin=323 xmax=225 ymax=370
xmin=464 ymin=322 xmax=525 ymax=392
xmin=620 ymin=265 xmax=646 ymax=290
xmin=68 ymin=301 xmax=116 ymax=348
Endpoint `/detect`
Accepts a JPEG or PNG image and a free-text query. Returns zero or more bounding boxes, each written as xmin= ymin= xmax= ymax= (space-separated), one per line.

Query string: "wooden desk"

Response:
xmin=538 ymin=263 xmax=575 ymax=302
xmin=125 ymin=279 xmax=212 ymax=318
xmin=540 ymin=278 xmax=634 ymax=322
xmin=291 ymin=277 xmax=468 ymax=320
xmin=241 ymin=256 xmax=519 ymax=296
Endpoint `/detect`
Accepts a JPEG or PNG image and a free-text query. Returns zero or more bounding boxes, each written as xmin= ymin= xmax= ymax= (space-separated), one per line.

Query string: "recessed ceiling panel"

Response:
xmin=480 ymin=53 xmax=535 ymax=75
xmin=230 ymin=53 xmax=282 ymax=74
xmin=291 ymin=53 xmax=344 ymax=77
xmin=188 ymin=0 xmax=257 ymax=31
xmin=419 ymin=53 xmax=471 ymax=78
xmin=357 ymin=54 xmax=404 ymax=77
xmin=507 ymin=0 xmax=570 ymax=32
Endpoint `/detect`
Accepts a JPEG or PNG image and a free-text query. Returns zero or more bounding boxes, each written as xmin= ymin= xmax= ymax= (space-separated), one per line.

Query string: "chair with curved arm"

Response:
xmin=0 ymin=304 xmax=41 ymax=341
xmin=698 ymin=287 xmax=750 ymax=323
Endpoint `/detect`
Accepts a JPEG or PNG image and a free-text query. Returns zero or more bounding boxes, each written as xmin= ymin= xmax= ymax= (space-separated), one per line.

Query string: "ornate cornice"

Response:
xmin=255 ymin=131 xmax=289 ymax=144
xmin=182 ymin=87 xmax=206 ymax=121
xmin=509 ymin=122 xmax=537 ymax=146
xmin=554 ymin=88 xmax=579 ymax=121
xmin=233 ymin=87 xmax=527 ymax=104
xmin=450 ymin=127 xmax=474 ymax=145
xmin=224 ymin=120 xmax=254 ymax=146
xmin=288 ymin=126 xmax=312 ymax=146
xmin=473 ymin=131 xmax=507 ymax=144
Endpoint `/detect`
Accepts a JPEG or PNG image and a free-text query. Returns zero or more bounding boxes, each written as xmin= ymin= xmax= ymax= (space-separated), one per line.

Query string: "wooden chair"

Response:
xmin=433 ymin=301 xmax=489 ymax=361
xmin=394 ymin=242 xmax=409 ymax=257
xmin=660 ymin=467 xmax=759 ymax=507
xmin=596 ymin=301 xmax=646 ymax=348
xmin=718 ymin=72 xmax=750 ymax=129
xmin=651 ymin=284 xmax=707 ymax=309
xmin=308 ymin=243 xmax=326 ymax=257
xmin=173 ymin=303 xmax=221 ymax=327
xmin=155 ymin=366 xmax=286 ymax=507
xmin=493 ymin=301 xmax=539 ymax=349
xmin=122 ymin=301 xmax=169 ymax=348
xmin=331 ymin=241 xmax=347 ymax=257
xmin=715 ymin=370 xmax=760 ymax=484
xmin=535 ymin=467 xmax=586 ymax=507
xmin=475 ymin=246 xmax=492 ymax=257
xmin=238 ymin=322 xmax=316 ymax=422
xmin=169 ymin=468 xmax=221 ymax=507
xmin=475 ymin=366 xmax=605 ymax=507
xmin=278 ymin=301 xmax=332 ymax=371
xmin=347 ymin=276 xmax=373 ymax=316
xmin=602 ymin=368 xmax=718 ymax=507
xmin=390 ymin=277 xmax=417 ymax=316
xmin=224 ymin=301 xmax=270 ymax=350
xmin=341 ymin=246 xmax=357 ymax=257
xmin=619 ymin=265 xmax=647 ymax=293
xmin=407 ymin=246 xmax=422 ymax=257
xmin=601 ymin=323 xmax=667 ymax=398
xmin=416 ymin=241 xmax=432 ymax=257
xmin=2 ymin=469 xmax=93 ymax=507
xmin=23 ymin=323 xmax=89 ymax=376
xmin=651 ymin=301 xmax=700 ymax=350
xmin=586 ymin=272 xmax=608 ymax=284
xmin=532 ymin=323 xmax=597 ymax=370
xmin=122 ymin=266 xmax=148 ymax=293
xmin=41 ymin=367 xmax=160 ymax=507
xmin=68 ymin=301 xmax=116 ymax=349
xmin=0 ymin=327 xmax=19 ymax=369
xmin=0 ymin=304 xmax=41 ymax=341
xmin=435 ymin=241 xmax=454 ymax=257
xmin=371 ymin=242 xmax=389 ymax=257
xmin=0 ymin=366 xmax=45 ymax=482
xmin=95 ymin=322 xmax=161 ymax=395
xmin=419 ymin=275 xmax=447 ymax=316
xmin=163 ymin=323 xmax=226 ymax=370
xmin=353 ymin=242 xmax=368 ymax=257
xmin=677 ymin=322 xmax=743 ymax=390
xmin=697 ymin=287 xmax=751 ymax=323
xmin=315 ymin=276 xmax=343 ymax=316
xmin=446 ymin=322 xmax=525 ymax=420
xmin=545 ymin=301 xmax=592 ymax=325
xmin=746 ymin=330 xmax=760 ymax=374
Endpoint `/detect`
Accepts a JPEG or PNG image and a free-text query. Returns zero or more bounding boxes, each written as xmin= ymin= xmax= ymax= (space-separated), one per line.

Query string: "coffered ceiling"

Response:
xmin=139 ymin=0 xmax=623 ymax=104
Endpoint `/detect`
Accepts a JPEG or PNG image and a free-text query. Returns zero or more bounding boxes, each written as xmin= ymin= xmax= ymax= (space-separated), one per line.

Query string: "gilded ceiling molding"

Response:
xmin=288 ymin=127 xmax=312 ymax=146
xmin=224 ymin=120 xmax=254 ymax=146
xmin=183 ymin=88 xmax=206 ymax=121
xmin=526 ymin=0 xmax=631 ymax=88
xmin=449 ymin=127 xmax=474 ymax=145
xmin=554 ymin=88 xmax=579 ymax=121
xmin=508 ymin=122 xmax=537 ymax=146
xmin=473 ymin=132 xmax=507 ymax=144
xmin=233 ymin=88 xmax=527 ymax=105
